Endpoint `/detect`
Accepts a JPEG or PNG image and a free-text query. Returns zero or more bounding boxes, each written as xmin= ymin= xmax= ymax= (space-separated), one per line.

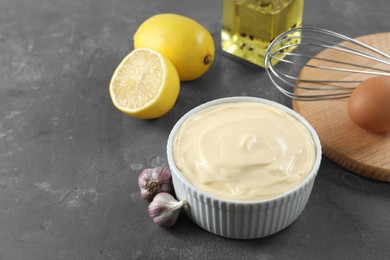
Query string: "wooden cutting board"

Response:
xmin=292 ymin=32 xmax=390 ymax=182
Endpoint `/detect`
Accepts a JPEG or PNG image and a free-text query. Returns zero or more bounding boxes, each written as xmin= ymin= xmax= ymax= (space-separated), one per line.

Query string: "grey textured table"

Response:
xmin=0 ymin=0 xmax=389 ymax=259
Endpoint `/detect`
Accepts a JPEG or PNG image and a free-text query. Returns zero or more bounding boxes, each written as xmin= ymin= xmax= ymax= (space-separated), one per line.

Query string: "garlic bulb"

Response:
xmin=138 ymin=167 xmax=173 ymax=202
xmin=148 ymin=192 xmax=187 ymax=228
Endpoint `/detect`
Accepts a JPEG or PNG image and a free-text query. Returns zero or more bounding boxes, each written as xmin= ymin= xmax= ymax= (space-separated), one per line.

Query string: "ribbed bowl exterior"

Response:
xmin=167 ymin=97 xmax=322 ymax=239
xmin=172 ymin=170 xmax=316 ymax=239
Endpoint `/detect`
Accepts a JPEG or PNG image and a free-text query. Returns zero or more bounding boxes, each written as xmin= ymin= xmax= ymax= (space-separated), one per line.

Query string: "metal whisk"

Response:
xmin=264 ymin=27 xmax=390 ymax=101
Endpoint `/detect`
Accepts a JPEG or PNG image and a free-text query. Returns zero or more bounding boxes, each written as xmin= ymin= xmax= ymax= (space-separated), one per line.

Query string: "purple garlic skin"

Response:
xmin=148 ymin=192 xmax=187 ymax=228
xmin=138 ymin=167 xmax=173 ymax=202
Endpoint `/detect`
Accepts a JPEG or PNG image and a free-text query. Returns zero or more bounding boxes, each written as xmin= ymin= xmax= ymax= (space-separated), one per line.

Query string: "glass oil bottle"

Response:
xmin=221 ymin=0 xmax=304 ymax=67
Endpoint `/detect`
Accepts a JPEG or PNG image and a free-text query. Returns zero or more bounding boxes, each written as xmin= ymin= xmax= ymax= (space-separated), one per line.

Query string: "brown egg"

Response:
xmin=348 ymin=75 xmax=390 ymax=133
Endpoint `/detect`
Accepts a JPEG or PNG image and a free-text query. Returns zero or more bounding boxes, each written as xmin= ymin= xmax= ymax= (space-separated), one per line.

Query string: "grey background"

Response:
xmin=0 ymin=0 xmax=389 ymax=259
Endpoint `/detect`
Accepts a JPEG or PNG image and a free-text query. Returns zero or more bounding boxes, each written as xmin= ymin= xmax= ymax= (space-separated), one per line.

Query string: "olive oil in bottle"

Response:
xmin=221 ymin=0 xmax=304 ymax=67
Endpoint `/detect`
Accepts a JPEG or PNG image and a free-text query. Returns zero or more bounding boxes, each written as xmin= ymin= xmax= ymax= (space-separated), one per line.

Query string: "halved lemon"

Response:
xmin=109 ymin=48 xmax=180 ymax=119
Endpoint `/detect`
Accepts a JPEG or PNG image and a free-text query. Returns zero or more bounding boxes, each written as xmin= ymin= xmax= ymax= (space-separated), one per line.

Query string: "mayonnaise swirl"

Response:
xmin=172 ymin=102 xmax=316 ymax=201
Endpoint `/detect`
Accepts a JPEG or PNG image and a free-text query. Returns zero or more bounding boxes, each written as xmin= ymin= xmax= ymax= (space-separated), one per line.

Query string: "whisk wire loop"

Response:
xmin=265 ymin=27 xmax=390 ymax=100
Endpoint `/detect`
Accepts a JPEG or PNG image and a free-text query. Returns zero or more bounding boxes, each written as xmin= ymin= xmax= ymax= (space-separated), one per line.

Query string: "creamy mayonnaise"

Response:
xmin=172 ymin=102 xmax=316 ymax=201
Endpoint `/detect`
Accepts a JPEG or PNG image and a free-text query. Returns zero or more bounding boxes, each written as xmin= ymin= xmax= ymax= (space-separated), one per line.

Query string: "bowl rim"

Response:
xmin=166 ymin=96 xmax=322 ymax=205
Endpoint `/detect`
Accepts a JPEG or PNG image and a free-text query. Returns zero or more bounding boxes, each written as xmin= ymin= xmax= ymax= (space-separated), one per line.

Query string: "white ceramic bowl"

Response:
xmin=167 ymin=97 xmax=322 ymax=239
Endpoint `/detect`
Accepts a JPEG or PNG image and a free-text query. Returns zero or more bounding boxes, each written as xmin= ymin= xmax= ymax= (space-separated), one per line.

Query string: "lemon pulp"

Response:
xmin=109 ymin=48 xmax=180 ymax=119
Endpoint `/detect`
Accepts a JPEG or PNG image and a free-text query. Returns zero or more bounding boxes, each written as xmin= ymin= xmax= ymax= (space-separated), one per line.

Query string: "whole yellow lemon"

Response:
xmin=134 ymin=13 xmax=215 ymax=81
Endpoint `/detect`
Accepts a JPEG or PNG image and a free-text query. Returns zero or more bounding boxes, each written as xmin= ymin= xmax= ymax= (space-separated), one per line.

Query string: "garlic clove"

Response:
xmin=148 ymin=192 xmax=187 ymax=228
xmin=138 ymin=167 xmax=173 ymax=202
